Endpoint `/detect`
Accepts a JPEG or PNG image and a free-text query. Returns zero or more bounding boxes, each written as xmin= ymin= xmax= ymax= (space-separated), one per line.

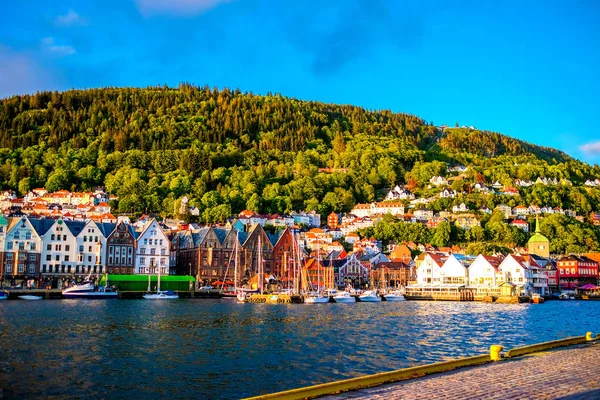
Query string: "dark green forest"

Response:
xmin=2 ymin=84 xmax=600 ymax=253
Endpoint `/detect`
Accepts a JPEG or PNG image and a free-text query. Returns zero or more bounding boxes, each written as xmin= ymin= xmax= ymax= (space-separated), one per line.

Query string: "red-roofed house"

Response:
xmin=510 ymin=219 xmax=529 ymax=232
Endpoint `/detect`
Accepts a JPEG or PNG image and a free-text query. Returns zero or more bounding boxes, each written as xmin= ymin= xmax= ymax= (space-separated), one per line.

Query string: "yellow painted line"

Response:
xmin=243 ymin=354 xmax=491 ymax=400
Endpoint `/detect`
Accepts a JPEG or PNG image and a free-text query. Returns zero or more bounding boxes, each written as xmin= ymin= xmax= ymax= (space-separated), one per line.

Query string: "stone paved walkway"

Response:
xmin=322 ymin=344 xmax=600 ymax=400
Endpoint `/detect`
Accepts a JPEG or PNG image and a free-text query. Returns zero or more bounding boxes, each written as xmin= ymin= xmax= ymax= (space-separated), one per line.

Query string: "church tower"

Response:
xmin=527 ymin=215 xmax=550 ymax=258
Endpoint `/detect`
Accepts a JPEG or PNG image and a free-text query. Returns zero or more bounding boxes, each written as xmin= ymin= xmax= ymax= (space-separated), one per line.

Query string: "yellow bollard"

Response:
xmin=490 ymin=345 xmax=504 ymax=361
xmin=586 ymin=332 xmax=594 ymax=341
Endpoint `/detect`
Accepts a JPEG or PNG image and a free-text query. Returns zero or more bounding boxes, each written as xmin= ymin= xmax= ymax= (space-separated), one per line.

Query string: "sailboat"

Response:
xmin=304 ymin=241 xmax=329 ymax=304
xmin=143 ymin=264 xmax=178 ymax=299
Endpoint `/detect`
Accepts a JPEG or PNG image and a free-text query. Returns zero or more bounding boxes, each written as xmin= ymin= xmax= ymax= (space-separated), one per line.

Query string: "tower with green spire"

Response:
xmin=527 ymin=215 xmax=550 ymax=257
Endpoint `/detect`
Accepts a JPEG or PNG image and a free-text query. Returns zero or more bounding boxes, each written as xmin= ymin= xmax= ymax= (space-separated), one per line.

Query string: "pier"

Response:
xmin=246 ymin=333 xmax=600 ymax=400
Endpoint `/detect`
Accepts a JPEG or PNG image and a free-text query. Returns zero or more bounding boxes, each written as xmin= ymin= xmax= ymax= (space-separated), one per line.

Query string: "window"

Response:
xmin=144 ymin=238 xmax=148 ymax=245
xmin=6 ymin=264 xmax=12 ymax=273
xmin=94 ymin=236 xmax=98 ymax=242
xmin=7 ymin=242 xmax=12 ymax=250
xmin=47 ymin=244 xmax=51 ymax=251
xmin=29 ymin=254 xmax=36 ymax=261
xmin=141 ymin=248 xmax=146 ymax=255
xmin=83 ymin=236 xmax=87 ymax=242
xmin=18 ymin=253 xmax=25 ymax=260
xmin=150 ymin=248 xmax=156 ymax=255
xmin=46 ymin=255 xmax=51 ymax=261
xmin=109 ymin=247 xmax=114 ymax=254
xmin=6 ymin=253 xmax=13 ymax=260
xmin=88 ymin=246 xmax=92 ymax=252
xmin=28 ymin=264 xmax=35 ymax=273
xmin=65 ymin=255 xmax=70 ymax=262
xmin=25 ymin=232 xmax=31 ymax=240
xmin=140 ymin=257 xmax=145 ymax=265
xmin=571 ymin=268 xmax=575 ymax=274
xmin=65 ymin=245 xmax=70 ymax=251
xmin=160 ymin=239 xmax=163 ymax=245
xmin=88 ymin=256 xmax=92 ymax=262
xmin=18 ymin=264 xmax=24 ymax=272
xmin=161 ymin=249 xmax=165 ymax=256
xmin=79 ymin=245 xmax=84 ymax=252
xmin=55 ymin=255 xmax=60 ymax=261
xmin=30 ymin=243 xmax=36 ymax=251
xmin=14 ymin=232 xmax=20 ymax=239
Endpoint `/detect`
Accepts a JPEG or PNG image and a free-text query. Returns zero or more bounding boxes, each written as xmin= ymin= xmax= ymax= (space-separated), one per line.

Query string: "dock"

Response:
xmin=321 ymin=342 xmax=600 ymax=399
xmin=246 ymin=333 xmax=600 ymax=400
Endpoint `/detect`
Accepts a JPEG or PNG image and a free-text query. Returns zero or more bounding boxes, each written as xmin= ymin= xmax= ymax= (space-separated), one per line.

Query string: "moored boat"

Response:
xmin=0 ymin=291 xmax=7 ymax=300
xmin=143 ymin=290 xmax=178 ymax=300
xmin=530 ymin=293 xmax=545 ymax=304
xmin=19 ymin=295 xmax=43 ymax=300
xmin=304 ymin=293 xmax=329 ymax=304
xmin=63 ymin=280 xmax=118 ymax=299
xmin=333 ymin=291 xmax=355 ymax=303
xmin=384 ymin=291 xmax=405 ymax=301
xmin=358 ymin=290 xmax=381 ymax=302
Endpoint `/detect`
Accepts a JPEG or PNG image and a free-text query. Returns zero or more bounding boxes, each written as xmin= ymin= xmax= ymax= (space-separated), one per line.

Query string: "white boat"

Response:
xmin=144 ymin=267 xmax=179 ymax=300
xmin=333 ymin=291 xmax=355 ymax=303
xmin=359 ymin=290 xmax=382 ymax=302
xmin=143 ymin=290 xmax=179 ymax=300
xmin=304 ymin=293 xmax=329 ymax=304
xmin=19 ymin=295 xmax=43 ymax=300
xmin=384 ymin=291 xmax=405 ymax=302
xmin=63 ymin=279 xmax=118 ymax=299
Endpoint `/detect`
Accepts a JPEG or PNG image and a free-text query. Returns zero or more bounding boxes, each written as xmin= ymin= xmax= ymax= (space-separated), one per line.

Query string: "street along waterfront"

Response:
xmin=1 ymin=300 xmax=599 ymax=399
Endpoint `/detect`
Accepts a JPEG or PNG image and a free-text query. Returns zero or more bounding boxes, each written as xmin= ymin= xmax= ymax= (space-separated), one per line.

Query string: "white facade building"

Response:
xmin=135 ymin=219 xmax=170 ymax=275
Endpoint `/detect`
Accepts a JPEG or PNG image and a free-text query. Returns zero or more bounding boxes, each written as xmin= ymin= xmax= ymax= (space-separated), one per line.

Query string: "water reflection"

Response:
xmin=1 ymin=300 xmax=599 ymax=399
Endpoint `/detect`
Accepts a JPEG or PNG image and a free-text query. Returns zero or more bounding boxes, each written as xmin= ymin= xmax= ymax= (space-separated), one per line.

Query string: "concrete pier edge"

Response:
xmin=244 ymin=332 xmax=599 ymax=400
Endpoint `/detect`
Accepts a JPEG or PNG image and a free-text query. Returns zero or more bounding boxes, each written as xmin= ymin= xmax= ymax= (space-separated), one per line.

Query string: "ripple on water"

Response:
xmin=1 ymin=300 xmax=599 ymax=399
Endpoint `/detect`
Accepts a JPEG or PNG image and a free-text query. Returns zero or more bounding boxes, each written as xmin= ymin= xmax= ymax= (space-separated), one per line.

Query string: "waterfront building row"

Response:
xmin=0 ymin=215 xmax=170 ymax=283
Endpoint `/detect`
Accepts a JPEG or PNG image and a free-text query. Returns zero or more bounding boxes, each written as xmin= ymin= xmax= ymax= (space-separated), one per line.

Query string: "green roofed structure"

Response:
xmin=527 ymin=216 xmax=550 ymax=258
xmin=99 ymin=274 xmax=195 ymax=291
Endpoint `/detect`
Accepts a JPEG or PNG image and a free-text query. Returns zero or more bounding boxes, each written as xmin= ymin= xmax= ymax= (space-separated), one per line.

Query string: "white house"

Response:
xmin=497 ymin=254 xmax=549 ymax=296
xmin=430 ymin=176 xmax=448 ymax=186
xmin=135 ymin=219 xmax=170 ymax=275
xmin=510 ymin=219 xmax=529 ymax=232
xmin=439 ymin=254 xmax=475 ymax=284
xmin=415 ymin=252 xmax=448 ymax=285
xmin=5 ymin=216 xmax=42 ymax=277
xmin=468 ymin=255 xmax=504 ymax=287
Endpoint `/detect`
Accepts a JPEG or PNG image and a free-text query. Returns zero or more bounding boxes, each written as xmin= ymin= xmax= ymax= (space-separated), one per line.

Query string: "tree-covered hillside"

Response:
xmin=1 ymin=84 xmax=600 ymax=223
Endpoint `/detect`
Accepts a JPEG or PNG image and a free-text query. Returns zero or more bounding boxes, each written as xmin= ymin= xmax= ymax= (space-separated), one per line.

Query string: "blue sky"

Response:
xmin=1 ymin=0 xmax=599 ymax=164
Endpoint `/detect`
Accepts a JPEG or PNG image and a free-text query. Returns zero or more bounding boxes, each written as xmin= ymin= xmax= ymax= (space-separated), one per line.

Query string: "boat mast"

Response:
xmin=234 ymin=231 xmax=238 ymax=291
xmin=316 ymin=240 xmax=321 ymax=293
xmin=258 ymin=234 xmax=263 ymax=294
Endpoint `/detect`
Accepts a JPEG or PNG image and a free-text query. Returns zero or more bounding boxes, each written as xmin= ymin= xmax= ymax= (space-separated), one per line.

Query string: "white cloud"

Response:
xmin=0 ymin=45 xmax=57 ymax=98
xmin=580 ymin=141 xmax=600 ymax=154
xmin=41 ymin=37 xmax=76 ymax=56
xmin=55 ymin=10 xmax=88 ymax=26
xmin=135 ymin=0 xmax=232 ymax=16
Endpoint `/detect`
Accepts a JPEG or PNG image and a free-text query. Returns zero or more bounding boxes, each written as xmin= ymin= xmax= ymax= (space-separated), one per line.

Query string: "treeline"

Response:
xmin=1 ymin=85 xmax=600 ymax=225
xmin=358 ymin=213 xmax=600 ymax=255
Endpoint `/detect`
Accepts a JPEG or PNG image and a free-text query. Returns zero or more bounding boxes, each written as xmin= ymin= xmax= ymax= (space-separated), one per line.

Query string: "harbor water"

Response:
xmin=1 ymin=299 xmax=599 ymax=399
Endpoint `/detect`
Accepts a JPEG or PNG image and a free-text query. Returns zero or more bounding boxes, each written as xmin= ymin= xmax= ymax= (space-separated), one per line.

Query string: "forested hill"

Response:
xmin=0 ymin=84 xmax=599 ymax=221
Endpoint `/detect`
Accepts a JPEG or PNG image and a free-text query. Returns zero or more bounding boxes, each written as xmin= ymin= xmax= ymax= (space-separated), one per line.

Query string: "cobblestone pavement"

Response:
xmin=322 ymin=344 xmax=600 ymax=400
